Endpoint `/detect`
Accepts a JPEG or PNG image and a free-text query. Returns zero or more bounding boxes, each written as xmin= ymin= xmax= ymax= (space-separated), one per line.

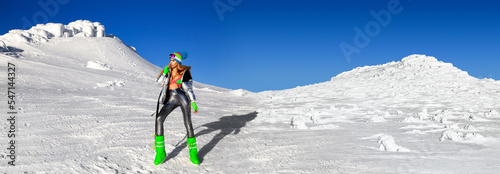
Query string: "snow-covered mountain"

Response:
xmin=1 ymin=20 xmax=499 ymax=173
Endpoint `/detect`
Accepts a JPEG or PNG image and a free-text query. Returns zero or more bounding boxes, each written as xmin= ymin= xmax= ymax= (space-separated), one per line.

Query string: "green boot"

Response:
xmin=154 ymin=135 xmax=167 ymax=165
xmin=187 ymin=137 xmax=200 ymax=165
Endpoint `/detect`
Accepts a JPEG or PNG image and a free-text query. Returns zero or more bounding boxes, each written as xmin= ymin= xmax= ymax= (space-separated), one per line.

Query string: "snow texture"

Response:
xmin=86 ymin=60 xmax=112 ymax=70
xmin=96 ymin=80 xmax=125 ymax=89
xmin=1 ymin=21 xmax=500 ymax=173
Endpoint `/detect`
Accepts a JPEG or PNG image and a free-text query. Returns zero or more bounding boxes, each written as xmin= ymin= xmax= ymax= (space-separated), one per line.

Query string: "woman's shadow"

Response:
xmin=165 ymin=111 xmax=257 ymax=163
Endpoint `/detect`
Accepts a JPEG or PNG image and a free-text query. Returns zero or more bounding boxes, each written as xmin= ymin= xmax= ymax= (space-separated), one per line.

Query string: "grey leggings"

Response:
xmin=155 ymin=88 xmax=195 ymax=138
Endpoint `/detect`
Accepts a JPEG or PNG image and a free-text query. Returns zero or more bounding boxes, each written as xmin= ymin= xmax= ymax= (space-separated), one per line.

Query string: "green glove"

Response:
xmin=163 ymin=66 xmax=170 ymax=75
xmin=191 ymin=102 xmax=199 ymax=113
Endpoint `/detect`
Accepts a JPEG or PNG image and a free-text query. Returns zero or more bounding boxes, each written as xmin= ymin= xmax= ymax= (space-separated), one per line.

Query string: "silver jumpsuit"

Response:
xmin=155 ymin=69 xmax=197 ymax=138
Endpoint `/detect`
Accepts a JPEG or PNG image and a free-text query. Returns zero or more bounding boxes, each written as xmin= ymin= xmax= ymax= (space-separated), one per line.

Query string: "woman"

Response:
xmin=154 ymin=51 xmax=200 ymax=165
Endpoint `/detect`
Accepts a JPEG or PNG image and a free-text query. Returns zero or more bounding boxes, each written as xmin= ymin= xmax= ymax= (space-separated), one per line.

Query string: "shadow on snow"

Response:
xmin=165 ymin=111 xmax=257 ymax=164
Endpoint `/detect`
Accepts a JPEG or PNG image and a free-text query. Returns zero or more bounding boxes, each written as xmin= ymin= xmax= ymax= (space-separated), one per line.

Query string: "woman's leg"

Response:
xmin=177 ymin=90 xmax=199 ymax=164
xmin=178 ymin=91 xmax=195 ymax=138
xmin=155 ymin=100 xmax=178 ymax=136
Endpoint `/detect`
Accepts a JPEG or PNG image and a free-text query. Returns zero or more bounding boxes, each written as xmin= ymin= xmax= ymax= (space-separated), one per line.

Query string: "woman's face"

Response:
xmin=169 ymin=58 xmax=178 ymax=68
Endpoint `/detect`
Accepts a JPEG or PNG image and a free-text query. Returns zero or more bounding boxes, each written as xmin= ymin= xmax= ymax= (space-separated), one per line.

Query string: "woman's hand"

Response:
xmin=164 ymin=66 xmax=171 ymax=74
xmin=191 ymin=102 xmax=199 ymax=114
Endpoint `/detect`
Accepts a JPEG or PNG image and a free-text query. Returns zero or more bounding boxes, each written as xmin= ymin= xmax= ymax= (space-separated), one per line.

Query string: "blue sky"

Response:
xmin=2 ymin=0 xmax=499 ymax=92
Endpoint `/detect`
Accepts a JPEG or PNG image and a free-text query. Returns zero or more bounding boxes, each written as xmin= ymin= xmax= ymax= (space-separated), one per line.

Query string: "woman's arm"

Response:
xmin=182 ymin=80 xmax=196 ymax=101
xmin=182 ymin=80 xmax=198 ymax=113
xmin=156 ymin=69 xmax=164 ymax=79
xmin=181 ymin=69 xmax=198 ymax=113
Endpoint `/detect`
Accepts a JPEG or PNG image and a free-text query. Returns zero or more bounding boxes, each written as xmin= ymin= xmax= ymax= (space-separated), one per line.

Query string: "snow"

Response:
xmin=0 ymin=40 xmax=7 ymax=52
xmin=228 ymin=89 xmax=251 ymax=96
xmin=371 ymin=134 xmax=410 ymax=152
xmin=95 ymin=80 xmax=125 ymax=89
xmin=1 ymin=21 xmax=500 ymax=173
xmin=86 ymin=60 xmax=112 ymax=70
xmin=439 ymin=130 xmax=487 ymax=144
xmin=0 ymin=20 xmax=105 ymax=45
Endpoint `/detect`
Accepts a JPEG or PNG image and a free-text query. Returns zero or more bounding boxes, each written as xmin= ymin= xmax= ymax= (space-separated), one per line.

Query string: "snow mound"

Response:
xmin=229 ymin=89 xmax=252 ymax=96
xmin=402 ymin=116 xmax=426 ymax=123
xmin=483 ymin=110 xmax=499 ymax=118
xmin=402 ymin=108 xmax=444 ymax=123
xmin=290 ymin=116 xmax=309 ymax=129
xmin=369 ymin=115 xmax=387 ymax=122
xmin=377 ymin=135 xmax=410 ymax=152
xmin=96 ymin=80 xmax=125 ymax=89
xmin=331 ymin=55 xmax=474 ymax=92
xmin=128 ymin=46 xmax=137 ymax=53
xmin=444 ymin=124 xmax=477 ymax=131
xmin=86 ymin=61 xmax=112 ymax=70
xmin=363 ymin=134 xmax=411 ymax=152
xmin=0 ymin=20 xmax=105 ymax=44
xmin=440 ymin=130 xmax=485 ymax=143
xmin=405 ymin=130 xmax=426 ymax=134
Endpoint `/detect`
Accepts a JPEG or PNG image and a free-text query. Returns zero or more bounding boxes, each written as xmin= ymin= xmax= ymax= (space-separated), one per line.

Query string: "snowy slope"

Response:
xmin=0 ymin=21 xmax=256 ymax=173
xmin=1 ymin=20 xmax=500 ymax=173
